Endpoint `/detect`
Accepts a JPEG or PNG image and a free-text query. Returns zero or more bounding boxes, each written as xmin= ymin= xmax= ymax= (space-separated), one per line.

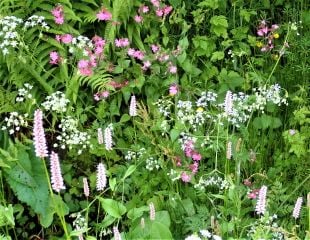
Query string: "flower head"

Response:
xmin=97 ymin=9 xmax=112 ymax=21
xmin=292 ymin=197 xmax=303 ymax=219
xmin=33 ymin=109 xmax=48 ymax=158
xmin=96 ymin=163 xmax=107 ymax=191
xmin=83 ymin=177 xmax=89 ymax=197
xmin=255 ymin=185 xmax=267 ymax=215
xmin=104 ymin=125 xmax=113 ymax=150
xmin=129 ymin=95 xmax=137 ymax=116
xmin=50 ymin=151 xmax=65 ymax=192
xmin=149 ymin=202 xmax=155 ymax=220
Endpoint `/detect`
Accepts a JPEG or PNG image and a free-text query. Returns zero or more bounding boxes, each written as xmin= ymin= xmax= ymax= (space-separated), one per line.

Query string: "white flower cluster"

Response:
xmin=0 ymin=16 xmax=23 ymax=55
xmin=185 ymin=230 xmax=222 ymax=240
xmin=54 ymin=116 xmax=91 ymax=154
xmin=154 ymin=98 xmax=173 ymax=117
xmin=23 ymin=15 xmax=49 ymax=30
xmin=71 ymin=212 xmax=87 ymax=232
xmin=42 ymin=91 xmax=70 ymax=113
xmin=179 ymin=132 xmax=197 ymax=151
xmin=196 ymin=91 xmax=218 ymax=107
xmin=1 ymin=112 xmax=28 ymax=134
xmin=247 ymin=214 xmax=284 ymax=240
xmin=16 ymin=83 xmax=33 ymax=102
xmin=125 ymin=148 xmax=146 ymax=161
xmin=146 ymin=157 xmax=160 ymax=171
xmin=177 ymin=100 xmax=209 ymax=130
xmin=69 ymin=35 xmax=93 ymax=55
xmin=194 ymin=174 xmax=230 ymax=191
xmin=167 ymin=169 xmax=180 ymax=181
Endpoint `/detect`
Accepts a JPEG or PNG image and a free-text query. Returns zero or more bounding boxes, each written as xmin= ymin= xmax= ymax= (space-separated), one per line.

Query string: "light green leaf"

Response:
xmin=99 ymin=198 xmax=127 ymax=218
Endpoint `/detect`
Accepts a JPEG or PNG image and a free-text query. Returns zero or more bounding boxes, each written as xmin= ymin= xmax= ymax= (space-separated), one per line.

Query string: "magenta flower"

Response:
xmin=51 ymin=5 xmax=64 ymax=25
xmin=61 ymin=34 xmax=73 ymax=44
xmin=169 ymin=84 xmax=178 ymax=96
xmin=151 ymin=44 xmax=160 ymax=53
xmin=151 ymin=0 xmax=160 ymax=7
xmin=255 ymin=185 xmax=267 ymax=215
xmin=163 ymin=6 xmax=173 ymax=16
xmin=97 ymin=9 xmax=112 ymax=21
xmin=168 ymin=65 xmax=177 ymax=74
xmin=142 ymin=60 xmax=151 ymax=71
xmin=189 ymin=162 xmax=199 ymax=174
xmin=156 ymin=9 xmax=164 ymax=17
xmin=50 ymin=151 xmax=65 ymax=193
xmin=134 ymin=15 xmax=143 ymax=23
xmin=181 ymin=172 xmax=191 ymax=182
xmin=292 ymin=197 xmax=303 ymax=219
xmin=139 ymin=5 xmax=149 ymax=13
xmin=49 ymin=51 xmax=60 ymax=65
xmin=33 ymin=109 xmax=48 ymax=158
xmin=192 ymin=152 xmax=202 ymax=161
xmin=115 ymin=38 xmax=129 ymax=47
xmin=96 ymin=163 xmax=107 ymax=191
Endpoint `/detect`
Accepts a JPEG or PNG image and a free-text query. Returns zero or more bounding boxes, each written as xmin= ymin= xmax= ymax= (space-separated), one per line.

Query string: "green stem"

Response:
xmin=42 ymin=159 xmax=70 ymax=239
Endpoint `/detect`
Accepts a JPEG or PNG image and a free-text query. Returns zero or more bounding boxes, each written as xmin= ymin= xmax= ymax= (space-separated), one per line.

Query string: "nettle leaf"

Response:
xmin=210 ymin=15 xmax=228 ymax=38
xmin=211 ymin=51 xmax=225 ymax=62
xmin=192 ymin=36 xmax=216 ymax=57
xmin=198 ymin=0 xmax=219 ymax=9
xmin=3 ymin=144 xmax=56 ymax=227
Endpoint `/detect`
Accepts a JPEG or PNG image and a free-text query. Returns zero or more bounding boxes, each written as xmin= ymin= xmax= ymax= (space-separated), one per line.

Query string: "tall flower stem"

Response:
xmin=42 ymin=159 xmax=70 ymax=239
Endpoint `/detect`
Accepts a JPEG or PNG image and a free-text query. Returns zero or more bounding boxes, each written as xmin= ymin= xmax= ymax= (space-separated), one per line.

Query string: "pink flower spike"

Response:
xmin=97 ymin=128 xmax=103 ymax=144
xmin=104 ymin=126 xmax=113 ymax=150
xmin=83 ymin=177 xmax=89 ymax=197
xmin=255 ymin=185 xmax=267 ymax=215
xmin=113 ymin=227 xmax=122 ymax=240
xmin=129 ymin=95 xmax=137 ymax=116
xmin=97 ymin=9 xmax=112 ymax=21
xmin=292 ymin=197 xmax=303 ymax=219
xmin=96 ymin=163 xmax=107 ymax=191
xmin=33 ymin=109 xmax=48 ymax=158
xmin=50 ymin=151 xmax=65 ymax=193
xmin=149 ymin=202 xmax=156 ymax=220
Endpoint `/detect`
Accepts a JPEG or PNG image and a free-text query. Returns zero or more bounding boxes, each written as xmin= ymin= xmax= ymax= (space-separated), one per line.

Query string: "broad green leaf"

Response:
xmin=99 ymin=198 xmax=127 ymax=218
xmin=122 ymin=165 xmax=137 ymax=181
xmin=127 ymin=206 xmax=149 ymax=220
xmin=211 ymin=51 xmax=225 ymax=62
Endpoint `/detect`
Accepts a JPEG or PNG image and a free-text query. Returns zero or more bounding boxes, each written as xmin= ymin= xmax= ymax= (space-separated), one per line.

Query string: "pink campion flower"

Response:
xmin=96 ymin=163 xmax=107 ymax=191
xmin=51 ymin=5 xmax=64 ymax=25
xmin=181 ymin=172 xmax=191 ymax=182
xmin=127 ymin=48 xmax=135 ymax=56
xmin=192 ymin=152 xmax=202 ymax=161
xmin=134 ymin=15 xmax=143 ymax=23
xmin=133 ymin=50 xmax=144 ymax=60
xmin=79 ymin=67 xmax=93 ymax=76
xmin=96 ymin=9 xmax=112 ymax=21
xmin=33 ymin=109 xmax=48 ymax=158
xmin=255 ymin=185 xmax=267 ymax=215
xmin=49 ymin=51 xmax=60 ymax=65
xmin=243 ymin=178 xmax=252 ymax=187
xmin=271 ymin=24 xmax=279 ymax=30
xmin=101 ymin=90 xmax=109 ymax=98
xmin=156 ymin=9 xmax=164 ymax=17
xmin=55 ymin=35 xmax=61 ymax=42
xmin=78 ymin=59 xmax=93 ymax=76
xmin=168 ymin=65 xmax=177 ymax=74
xmin=257 ymin=27 xmax=268 ymax=36
xmin=115 ymin=38 xmax=130 ymax=47
xmin=83 ymin=177 xmax=90 ymax=197
xmin=248 ymin=189 xmax=259 ymax=199
xmin=94 ymin=93 xmax=100 ymax=101
xmin=139 ymin=5 xmax=149 ymax=13
xmin=93 ymin=36 xmax=106 ymax=47
xmin=129 ymin=95 xmax=137 ymax=116
xmin=163 ymin=6 xmax=173 ymax=16
xmin=151 ymin=44 xmax=160 ymax=53
xmin=169 ymin=84 xmax=178 ymax=96
xmin=113 ymin=227 xmax=122 ymax=240
xmin=50 ymin=151 xmax=65 ymax=193
xmin=149 ymin=202 xmax=156 ymax=220
xmin=142 ymin=60 xmax=151 ymax=71
xmin=189 ymin=162 xmax=199 ymax=174
xmin=292 ymin=197 xmax=303 ymax=219
xmin=78 ymin=59 xmax=89 ymax=68
xmin=151 ymin=0 xmax=160 ymax=7
xmin=61 ymin=34 xmax=73 ymax=44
